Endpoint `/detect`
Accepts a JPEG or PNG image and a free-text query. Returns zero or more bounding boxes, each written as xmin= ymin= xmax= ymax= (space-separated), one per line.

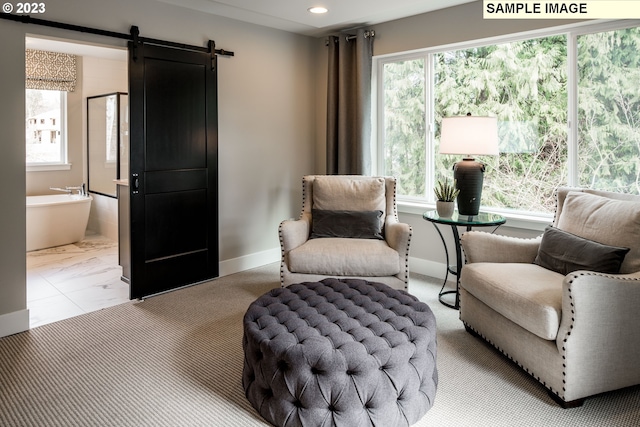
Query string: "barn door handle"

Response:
xmin=132 ymin=173 xmax=139 ymax=194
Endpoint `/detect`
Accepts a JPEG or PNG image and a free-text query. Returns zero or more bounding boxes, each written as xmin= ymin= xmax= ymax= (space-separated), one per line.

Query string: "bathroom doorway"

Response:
xmin=25 ymin=36 xmax=129 ymax=327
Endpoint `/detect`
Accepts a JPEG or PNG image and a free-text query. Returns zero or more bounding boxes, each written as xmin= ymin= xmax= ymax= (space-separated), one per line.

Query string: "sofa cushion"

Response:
xmin=310 ymin=209 xmax=384 ymax=240
xmin=557 ymin=191 xmax=640 ymax=274
xmin=287 ymin=238 xmax=400 ymax=276
xmin=461 ymin=263 xmax=564 ymax=340
xmin=312 ymin=176 xmax=386 ymax=216
xmin=534 ymin=226 xmax=630 ymax=275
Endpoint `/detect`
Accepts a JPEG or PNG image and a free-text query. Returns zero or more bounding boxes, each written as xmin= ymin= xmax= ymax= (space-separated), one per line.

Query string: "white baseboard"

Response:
xmin=0 ymin=309 xmax=30 ymax=338
xmin=219 ymin=247 xmax=281 ymax=277
xmin=409 ymin=256 xmax=456 ymax=284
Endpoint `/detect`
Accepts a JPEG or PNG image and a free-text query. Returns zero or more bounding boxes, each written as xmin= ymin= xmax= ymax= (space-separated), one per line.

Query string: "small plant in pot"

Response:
xmin=434 ymin=179 xmax=459 ymax=217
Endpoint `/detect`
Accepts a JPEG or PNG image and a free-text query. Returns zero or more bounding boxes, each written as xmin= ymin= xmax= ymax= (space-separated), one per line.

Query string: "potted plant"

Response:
xmin=434 ymin=179 xmax=459 ymax=217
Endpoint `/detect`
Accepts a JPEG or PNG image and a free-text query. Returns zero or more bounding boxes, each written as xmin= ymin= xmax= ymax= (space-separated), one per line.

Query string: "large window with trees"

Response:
xmin=377 ymin=21 xmax=640 ymax=215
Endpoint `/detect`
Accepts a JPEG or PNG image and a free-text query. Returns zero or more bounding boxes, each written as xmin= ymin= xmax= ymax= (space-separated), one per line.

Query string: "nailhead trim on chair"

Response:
xmin=280 ymin=176 xmax=411 ymax=290
xmin=460 ymin=293 xmax=563 ymax=401
xmin=462 ymin=319 xmax=562 ymax=400
xmin=551 ymin=187 xmax=560 ymax=225
xmin=278 ymin=221 xmax=285 ymax=286
xmin=403 ymin=228 xmax=412 ymax=291
xmin=390 ymin=178 xmax=412 ymax=291
xmin=471 ymin=271 xmax=640 ymax=405
xmin=560 ymin=276 xmax=575 ymax=395
xmin=560 ymin=271 xmax=640 ymax=395
xmin=300 ymin=175 xmax=308 ymax=218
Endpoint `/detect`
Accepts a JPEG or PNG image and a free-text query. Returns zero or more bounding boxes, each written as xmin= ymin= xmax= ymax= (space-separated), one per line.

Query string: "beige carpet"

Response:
xmin=1 ymin=263 xmax=638 ymax=426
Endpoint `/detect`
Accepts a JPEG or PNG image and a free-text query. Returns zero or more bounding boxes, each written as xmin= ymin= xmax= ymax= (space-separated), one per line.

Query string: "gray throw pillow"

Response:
xmin=311 ymin=209 xmax=384 ymax=239
xmin=534 ymin=226 xmax=630 ymax=275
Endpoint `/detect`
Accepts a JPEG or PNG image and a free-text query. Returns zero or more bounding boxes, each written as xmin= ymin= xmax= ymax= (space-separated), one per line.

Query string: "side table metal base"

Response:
xmin=431 ymin=222 xmax=462 ymax=310
xmin=423 ymin=210 xmax=506 ymax=311
xmin=438 ymin=290 xmax=458 ymax=309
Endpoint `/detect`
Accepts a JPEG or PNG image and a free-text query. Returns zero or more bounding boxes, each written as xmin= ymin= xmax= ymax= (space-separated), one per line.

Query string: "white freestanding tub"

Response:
xmin=26 ymin=194 xmax=93 ymax=252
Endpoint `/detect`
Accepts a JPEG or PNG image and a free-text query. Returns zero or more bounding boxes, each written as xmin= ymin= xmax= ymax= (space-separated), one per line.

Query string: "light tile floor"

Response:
xmin=27 ymin=233 xmax=130 ymax=328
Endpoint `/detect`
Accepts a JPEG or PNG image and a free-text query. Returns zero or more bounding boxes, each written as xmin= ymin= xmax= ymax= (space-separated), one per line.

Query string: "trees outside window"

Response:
xmin=26 ymin=89 xmax=66 ymax=164
xmin=378 ymin=23 xmax=640 ymax=214
xmin=382 ymin=58 xmax=426 ymax=198
xmin=578 ymin=27 xmax=640 ymax=194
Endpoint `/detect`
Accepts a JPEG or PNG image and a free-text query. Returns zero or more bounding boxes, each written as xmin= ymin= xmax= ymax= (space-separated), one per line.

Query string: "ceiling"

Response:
xmin=155 ymin=0 xmax=476 ymax=36
xmin=25 ymin=36 xmax=128 ymax=60
xmin=25 ymin=0 xmax=474 ymax=58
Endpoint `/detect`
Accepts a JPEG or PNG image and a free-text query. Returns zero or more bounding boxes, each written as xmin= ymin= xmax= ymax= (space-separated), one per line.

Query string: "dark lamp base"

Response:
xmin=453 ymin=158 xmax=485 ymax=216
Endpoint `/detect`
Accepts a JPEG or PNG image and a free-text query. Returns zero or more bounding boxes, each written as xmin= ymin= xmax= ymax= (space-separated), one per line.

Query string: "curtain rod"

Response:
xmin=325 ymin=30 xmax=375 ymax=46
xmin=346 ymin=30 xmax=375 ymax=41
xmin=0 ymin=14 xmax=234 ymax=56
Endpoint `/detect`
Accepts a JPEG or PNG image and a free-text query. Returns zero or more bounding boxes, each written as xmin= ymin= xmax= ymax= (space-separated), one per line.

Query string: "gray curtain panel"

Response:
xmin=326 ymin=29 xmax=374 ymax=175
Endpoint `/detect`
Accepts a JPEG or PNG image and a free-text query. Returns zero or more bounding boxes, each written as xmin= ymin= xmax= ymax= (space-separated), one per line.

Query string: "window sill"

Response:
xmin=26 ymin=163 xmax=72 ymax=172
xmin=397 ymin=200 xmax=553 ymax=232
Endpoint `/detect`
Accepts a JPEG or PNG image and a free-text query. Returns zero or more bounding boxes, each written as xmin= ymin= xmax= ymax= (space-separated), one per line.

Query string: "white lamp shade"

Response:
xmin=439 ymin=116 xmax=499 ymax=156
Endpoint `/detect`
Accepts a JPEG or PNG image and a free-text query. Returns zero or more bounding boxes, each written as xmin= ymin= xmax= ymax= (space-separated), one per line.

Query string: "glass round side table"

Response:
xmin=423 ymin=210 xmax=506 ymax=309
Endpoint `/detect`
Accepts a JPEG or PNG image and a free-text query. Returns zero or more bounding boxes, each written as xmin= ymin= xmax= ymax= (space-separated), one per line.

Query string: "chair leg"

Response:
xmin=464 ymin=323 xmax=481 ymax=338
xmin=548 ymin=391 xmax=585 ymax=408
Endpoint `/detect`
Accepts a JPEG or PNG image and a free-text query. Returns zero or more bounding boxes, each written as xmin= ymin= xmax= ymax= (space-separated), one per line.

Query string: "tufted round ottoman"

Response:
xmin=242 ymin=278 xmax=438 ymax=427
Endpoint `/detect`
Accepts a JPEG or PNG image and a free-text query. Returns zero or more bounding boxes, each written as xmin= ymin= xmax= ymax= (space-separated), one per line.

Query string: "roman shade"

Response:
xmin=26 ymin=49 xmax=77 ymax=92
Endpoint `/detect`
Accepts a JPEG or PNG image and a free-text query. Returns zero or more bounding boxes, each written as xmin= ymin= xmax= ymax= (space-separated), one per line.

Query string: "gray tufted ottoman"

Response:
xmin=242 ymin=278 xmax=438 ymax=427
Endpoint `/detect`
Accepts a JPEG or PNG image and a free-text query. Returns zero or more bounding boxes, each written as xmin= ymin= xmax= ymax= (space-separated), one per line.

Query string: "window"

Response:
xmin=25 ymin=89 xmax=67 ymax=165
xmin=25 ymin=48 xmax=76 ymax=168
xmin=377 ymin=21 xmax=640 ymax=215
xmin=577 ymin=27 xmax=640 ymax=194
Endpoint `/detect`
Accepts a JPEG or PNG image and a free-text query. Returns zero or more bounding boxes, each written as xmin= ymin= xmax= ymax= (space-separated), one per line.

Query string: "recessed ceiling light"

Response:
xmin=308 ymin=7 xmax=328 ymax=14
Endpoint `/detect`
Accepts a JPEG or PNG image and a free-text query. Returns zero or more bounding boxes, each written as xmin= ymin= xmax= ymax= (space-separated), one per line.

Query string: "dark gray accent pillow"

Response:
xmin=310 ymin=209 xmax=384 ymax=239
xmin=534 ymin=225 xmax=630 ymax=275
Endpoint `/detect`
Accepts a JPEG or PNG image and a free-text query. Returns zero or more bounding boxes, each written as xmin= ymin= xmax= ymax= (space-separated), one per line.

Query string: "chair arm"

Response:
xmin=556 ymin=271 xmax=640 ymax=396
xmin=279 ymin=213 xmax=311 ymax=253
xmin=461 ymin=231 xmax=542 ymax=264
xmin=385 ymin=216 xmax=412 ymax=257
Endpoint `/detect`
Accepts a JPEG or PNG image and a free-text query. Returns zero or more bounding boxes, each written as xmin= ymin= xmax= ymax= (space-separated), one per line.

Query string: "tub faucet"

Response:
xmin=65 ymin=184 xmax=87 ymax=196
xmin=50 ymin=187 xmax=72 ymax=194
xmin=50 ymin=184 xmax=86 ymax=196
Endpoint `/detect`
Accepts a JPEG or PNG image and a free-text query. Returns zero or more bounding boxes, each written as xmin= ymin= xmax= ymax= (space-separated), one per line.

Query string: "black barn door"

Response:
xmin=128 ymin=42 xmax=218 ymax=299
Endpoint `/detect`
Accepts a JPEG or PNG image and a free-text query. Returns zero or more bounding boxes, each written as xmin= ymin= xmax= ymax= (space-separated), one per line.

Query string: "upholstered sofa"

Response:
xmin=279 ymin=175 xmax=412 ymax=291
xmin=459 ymin=187 xmax=640 ymax=407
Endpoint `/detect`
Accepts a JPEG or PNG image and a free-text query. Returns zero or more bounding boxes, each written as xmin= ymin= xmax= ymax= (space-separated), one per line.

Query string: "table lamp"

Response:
xmin=439 ymin=114 xmax=499 ymax=216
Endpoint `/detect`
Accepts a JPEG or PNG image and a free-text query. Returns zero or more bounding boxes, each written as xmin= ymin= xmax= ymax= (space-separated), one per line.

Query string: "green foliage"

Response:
xmin=434 ymin=36 xmax=568 ymax=213
xmin=382 ymin=26 xmax=640 ymax=213
xmin=383 ymin=59 xmax=426 ymax=197
xmin=577 ymin=27 xmax=640 ymax=194
xmin=434 ymin=179 xmax=460 ymax=201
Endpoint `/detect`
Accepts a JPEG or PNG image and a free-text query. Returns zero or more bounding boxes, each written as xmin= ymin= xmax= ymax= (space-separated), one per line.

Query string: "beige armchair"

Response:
xmin=459 ymin=187 xmax=640 ymax=407
xmin=279 ymin=175 xmax=412 ymax=291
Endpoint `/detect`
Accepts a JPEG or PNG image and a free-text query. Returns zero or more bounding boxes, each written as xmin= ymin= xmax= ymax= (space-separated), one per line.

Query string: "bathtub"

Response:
xmin=26 ymin=194 xmax=93 ymax=252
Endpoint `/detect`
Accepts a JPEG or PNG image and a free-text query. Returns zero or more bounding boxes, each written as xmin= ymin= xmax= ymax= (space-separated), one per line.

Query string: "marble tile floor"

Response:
xmin=27 ymin=233 xmax=130 ymax=328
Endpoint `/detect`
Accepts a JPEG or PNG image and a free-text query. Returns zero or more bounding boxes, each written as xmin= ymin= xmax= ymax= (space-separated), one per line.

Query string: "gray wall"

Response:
xmin=372 ymin=1 xmax=580 ymax=56
xmin=0 ymin=20 xmax=29 ymax=336
xmin=0 ymin=0 xmax=318 ymax=336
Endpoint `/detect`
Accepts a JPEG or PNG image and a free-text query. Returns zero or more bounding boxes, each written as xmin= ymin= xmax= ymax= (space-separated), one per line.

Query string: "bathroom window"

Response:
xmin=25 ymin=89 xmax=67 ymax=165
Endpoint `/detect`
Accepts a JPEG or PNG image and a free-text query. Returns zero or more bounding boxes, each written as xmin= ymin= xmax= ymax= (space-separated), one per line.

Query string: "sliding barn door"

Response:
xmin=128 ymin=42 xmax=218 ymax=299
